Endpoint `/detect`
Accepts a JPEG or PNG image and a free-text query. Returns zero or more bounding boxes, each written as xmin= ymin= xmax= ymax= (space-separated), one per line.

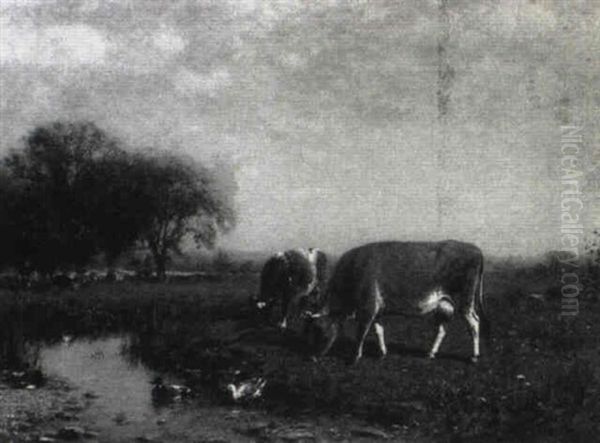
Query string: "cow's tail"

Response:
xmin=475 ymin=259 xmax=490 ymax=340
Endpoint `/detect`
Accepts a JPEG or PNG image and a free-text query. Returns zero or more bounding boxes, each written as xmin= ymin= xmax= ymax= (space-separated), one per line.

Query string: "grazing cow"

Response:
xmin=255 ymin=248 xmax=327 ymax=329
xmin=304 ymin=241 xmax=487 ymax=364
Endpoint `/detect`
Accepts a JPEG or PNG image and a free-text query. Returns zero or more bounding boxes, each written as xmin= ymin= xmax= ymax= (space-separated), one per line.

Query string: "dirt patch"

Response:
xmin=0 ymin=376 xmax=94 ymax=442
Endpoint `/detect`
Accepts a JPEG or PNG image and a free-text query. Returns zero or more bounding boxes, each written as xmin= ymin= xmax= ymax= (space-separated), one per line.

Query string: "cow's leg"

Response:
xmin=278 ymin=291 xmax=290 ymax=329
xmin=373 ymin=321 xmax=387 ymax=358
xmin=352 ymin=281 xmax=384 ymax=364
xmin=429 ymin=298 xmax=453 ymax=359
xmin=352 ymin=312 xmax=374 ymax=364
xmin=317 ymin=320 xmax=339 ymax=357
xmin=428 ymin=323 xmax=446 ymax=359
xmin=464 ymin=306 xmax=480 ymax=363
xmin=280 ymin=291 xmax=307 ymax=329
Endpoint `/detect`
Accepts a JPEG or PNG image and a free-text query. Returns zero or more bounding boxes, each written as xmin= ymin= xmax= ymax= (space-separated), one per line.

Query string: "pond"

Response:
xmin=35 ymin=334 xmax=321 ymax=442
xmin=37 ymin=335 xmax=207 ymax=441
xmin=2 ymin=321 xmax=398 ymax=442
xmin=41 ymin=335 xmax=164 ymax=426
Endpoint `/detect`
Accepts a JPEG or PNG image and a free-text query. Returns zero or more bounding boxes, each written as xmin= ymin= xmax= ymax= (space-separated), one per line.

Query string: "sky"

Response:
xmin=1 ymin=0 xmax=598 ymax=257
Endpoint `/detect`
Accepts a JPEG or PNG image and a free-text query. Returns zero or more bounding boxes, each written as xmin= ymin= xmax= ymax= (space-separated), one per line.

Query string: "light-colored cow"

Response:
xmin=304 ymin=241 xmax=487 ymax=364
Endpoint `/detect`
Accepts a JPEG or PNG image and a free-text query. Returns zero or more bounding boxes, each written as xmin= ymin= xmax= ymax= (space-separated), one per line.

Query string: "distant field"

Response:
xmin=1 ymin=267 xmax=599 ymax=442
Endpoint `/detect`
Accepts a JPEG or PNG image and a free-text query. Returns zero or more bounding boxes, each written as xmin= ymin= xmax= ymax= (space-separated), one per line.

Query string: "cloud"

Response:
xmin=1 ymin=0 xmax=596 ymax=256
xmin=152 ymin=29 xmax=186 ymax=55
xmin=0 ymin=21 xmax=107 ymax=67
xmin=174 ymin=67 xmax=231 ymax=96
xmin=106 ymin=27 xmax=187 ymax=75
xmin=0 ymin=0 xmax=48 ymax=11
xmin=225 ymin=0 xmax=344 ymax=27
xmin=279 ymin=51 xmax=307 ymax=69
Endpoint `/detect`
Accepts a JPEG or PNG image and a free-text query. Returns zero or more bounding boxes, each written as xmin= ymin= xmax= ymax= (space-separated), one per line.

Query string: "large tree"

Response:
xmin=85 ymin=149 xmax=153 ymax=268
xmin=1 ymin=121 xmax=236 ymax=277
xmin=132 ymin=152 xmax=236 ymax=280
xmin=1 ymin=121 xmax=136 ymax=273
xmin=0 ymin=166 xmax=30 ymax=272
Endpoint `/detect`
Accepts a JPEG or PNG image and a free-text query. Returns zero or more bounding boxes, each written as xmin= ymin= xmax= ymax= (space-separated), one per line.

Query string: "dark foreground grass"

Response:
xmin=1 ymin=270 xmax=599 ymax=442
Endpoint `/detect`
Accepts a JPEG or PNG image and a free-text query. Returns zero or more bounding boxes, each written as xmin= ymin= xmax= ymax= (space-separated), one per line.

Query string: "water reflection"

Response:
xmin=40 ymin=335 xmax=166 ymax=426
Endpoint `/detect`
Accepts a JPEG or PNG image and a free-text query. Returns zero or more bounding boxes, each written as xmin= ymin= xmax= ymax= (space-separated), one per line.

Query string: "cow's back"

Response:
xmin=327 ymin=241 xmax=483 ymax=316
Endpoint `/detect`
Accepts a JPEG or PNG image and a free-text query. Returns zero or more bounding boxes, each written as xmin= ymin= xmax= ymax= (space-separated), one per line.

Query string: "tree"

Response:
xmin=86 ymin=150 xmax=153 ymax=268
xmin=1 ymin=121 xmax=237 ymax=279
xmin=131 ymin=152 xmax=236 ymax=280
xmin=0 ymin=166 xmax=28 ymax=271
xmin=1 ymin=121 xmax=135 ymax=273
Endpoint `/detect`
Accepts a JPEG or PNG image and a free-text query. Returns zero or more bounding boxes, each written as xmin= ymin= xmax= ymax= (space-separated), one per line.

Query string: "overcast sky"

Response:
xmin=1 ymin=0 xmax=598 ymax=256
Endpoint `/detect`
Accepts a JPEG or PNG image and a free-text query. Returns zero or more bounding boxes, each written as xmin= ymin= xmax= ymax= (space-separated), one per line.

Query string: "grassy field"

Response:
xmin=1 ymin=266 xmax=599 ymax=442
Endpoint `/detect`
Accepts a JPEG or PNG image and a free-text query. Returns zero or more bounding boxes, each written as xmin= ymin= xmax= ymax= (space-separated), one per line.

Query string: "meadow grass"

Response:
xmin=1 ymin=267 xmax=599 ymax=441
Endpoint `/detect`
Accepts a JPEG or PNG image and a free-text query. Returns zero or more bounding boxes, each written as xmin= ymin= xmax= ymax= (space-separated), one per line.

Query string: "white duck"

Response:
xmin=226 ymin=377 xmax=266 ymax=401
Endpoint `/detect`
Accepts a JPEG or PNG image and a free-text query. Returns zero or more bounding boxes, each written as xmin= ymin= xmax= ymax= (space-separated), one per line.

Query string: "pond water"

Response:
xmin=40 ymin=335 xmax=173 ymax=432
xmin=36 ymin=335 xmax=273 ymax=442
xmin=29 ymin=334 xmax=385 ymax=442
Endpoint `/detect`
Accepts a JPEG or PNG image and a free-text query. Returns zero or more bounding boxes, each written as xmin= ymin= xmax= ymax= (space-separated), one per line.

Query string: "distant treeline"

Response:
xmin=0 ymin=121 xmax=236 ymax=280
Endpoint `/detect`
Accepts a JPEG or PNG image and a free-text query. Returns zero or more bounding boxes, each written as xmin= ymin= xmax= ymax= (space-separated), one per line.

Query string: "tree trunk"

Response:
xmin=154 ymin=253 xmax=167 ymax=281
xmin=6 ymin=293 xmax=25 ymax=367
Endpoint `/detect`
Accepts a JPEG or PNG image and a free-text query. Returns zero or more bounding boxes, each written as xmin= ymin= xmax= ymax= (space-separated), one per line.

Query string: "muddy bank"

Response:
xmin=75 ymin=404 xmax=417 ymax=443
xmin=1 ymin=378 xmax=409 ymax=443
xmin=2 ymin=334 xmax=409 ymax=442
xmin=0 ymin=376 xmax=94 ymax=442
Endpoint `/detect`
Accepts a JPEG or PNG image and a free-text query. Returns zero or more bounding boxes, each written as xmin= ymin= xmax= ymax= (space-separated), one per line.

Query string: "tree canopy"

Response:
xmin=2 ymin=121 xmax=122 ymax=272
xmin=0 ymin=121 xmax=237 ymax=278
xmin=129 ymin=151 xmax=236 ymax=279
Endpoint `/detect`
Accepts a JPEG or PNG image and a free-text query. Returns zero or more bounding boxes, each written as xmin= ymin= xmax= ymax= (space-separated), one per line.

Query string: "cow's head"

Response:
xmin=251 ymin=293 xmax=286 ymax=328
xmin=301 ymin=310 xmax=339 ymax=356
